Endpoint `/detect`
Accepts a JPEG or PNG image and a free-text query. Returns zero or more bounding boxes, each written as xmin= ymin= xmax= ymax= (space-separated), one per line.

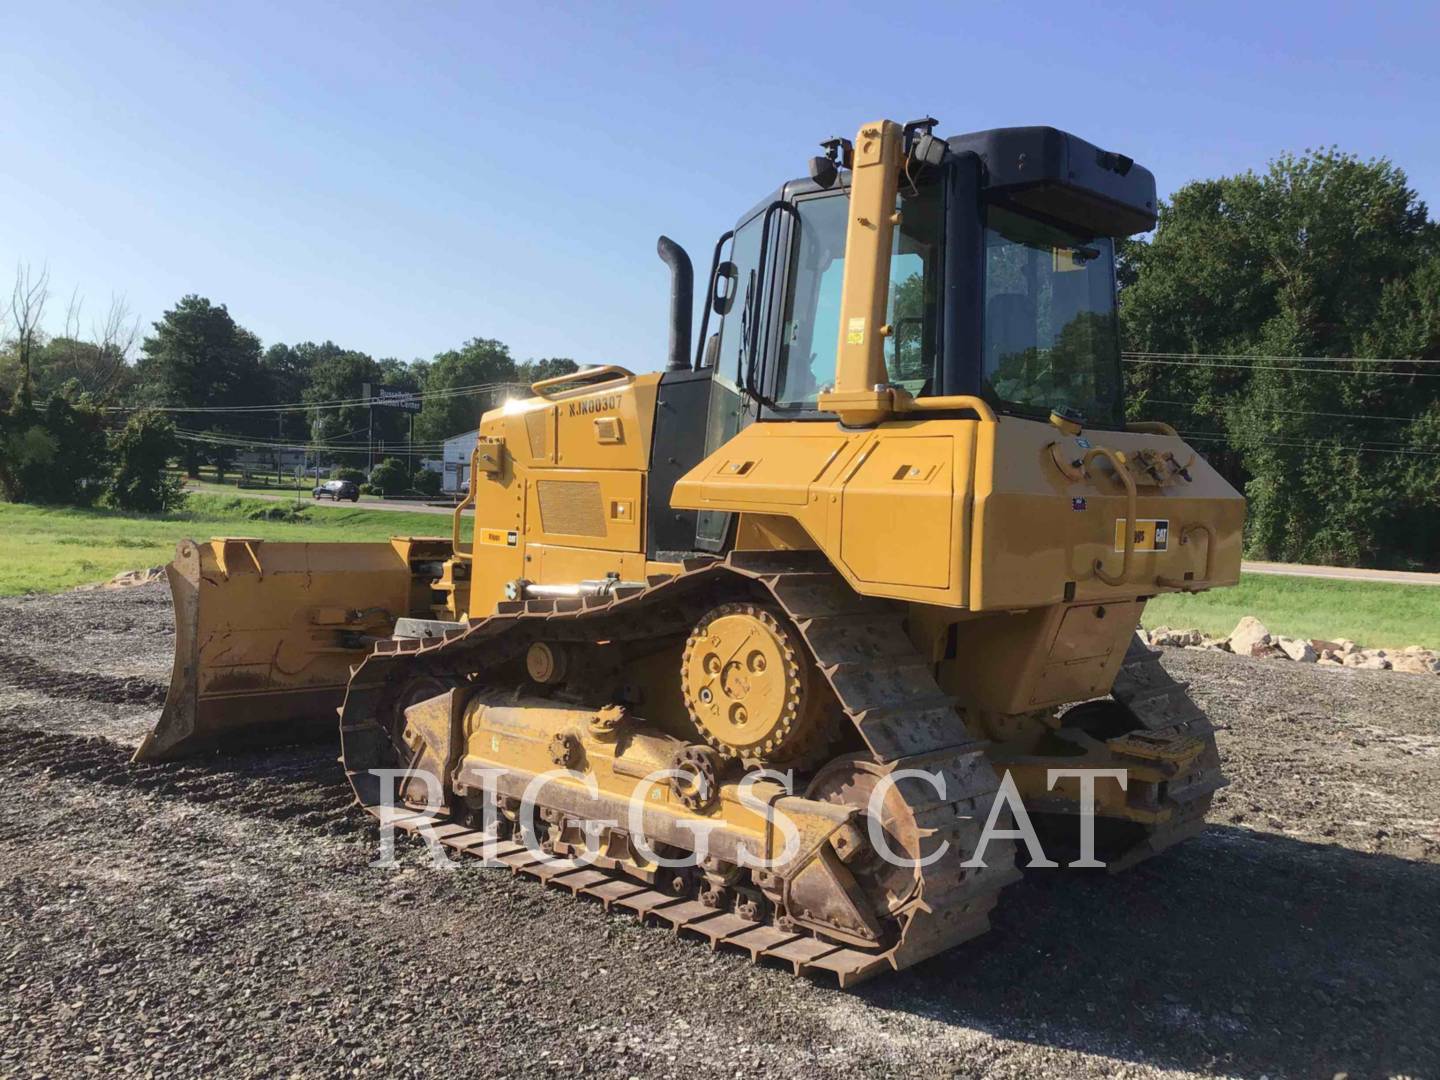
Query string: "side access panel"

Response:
xmin=670 ymin=418 xmax=979 ymax=607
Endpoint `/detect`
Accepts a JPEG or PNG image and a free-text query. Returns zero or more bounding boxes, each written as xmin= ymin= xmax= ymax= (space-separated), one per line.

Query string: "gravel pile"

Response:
xmin=0 ymin=581 xmax=1436 ymax=1078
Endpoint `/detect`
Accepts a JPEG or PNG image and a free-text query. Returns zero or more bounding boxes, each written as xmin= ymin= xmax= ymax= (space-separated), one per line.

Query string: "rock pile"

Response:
xmin=73 ymin=567 xmax=167 ymax=592
xmin=1139 ymin=617 xmax=1440 ymax=676
xmin=103 ymin=566 xmax=166 ymax=590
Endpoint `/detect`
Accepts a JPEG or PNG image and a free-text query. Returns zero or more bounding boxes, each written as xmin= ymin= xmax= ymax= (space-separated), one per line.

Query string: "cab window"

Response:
xmin=772 ymin=181 xmax=944 ymax=408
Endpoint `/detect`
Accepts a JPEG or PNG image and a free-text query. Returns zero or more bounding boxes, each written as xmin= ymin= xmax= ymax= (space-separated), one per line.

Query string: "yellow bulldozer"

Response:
xmin=136 ymin=119 xmax=1244 ymax=985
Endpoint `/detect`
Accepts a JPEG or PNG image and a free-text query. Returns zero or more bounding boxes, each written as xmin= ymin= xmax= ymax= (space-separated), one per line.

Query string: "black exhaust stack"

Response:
xmin=656 ymin=235 xmax=693 ymax=372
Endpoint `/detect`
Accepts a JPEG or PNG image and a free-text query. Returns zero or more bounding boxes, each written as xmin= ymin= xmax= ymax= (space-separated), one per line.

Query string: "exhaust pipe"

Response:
xmin=656 ymin=235 xmax=693 ymax=372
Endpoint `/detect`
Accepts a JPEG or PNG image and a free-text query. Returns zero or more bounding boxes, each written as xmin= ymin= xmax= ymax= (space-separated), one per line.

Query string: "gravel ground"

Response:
xmin=0 ymin=581 xmax=1437 ymax=1079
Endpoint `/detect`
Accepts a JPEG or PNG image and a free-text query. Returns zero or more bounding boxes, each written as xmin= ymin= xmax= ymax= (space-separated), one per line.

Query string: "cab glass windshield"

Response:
xmin=982 ymin=206 xmax=1123 ymax=426
xmin=772 ymin=182 xmax=944 ymax=408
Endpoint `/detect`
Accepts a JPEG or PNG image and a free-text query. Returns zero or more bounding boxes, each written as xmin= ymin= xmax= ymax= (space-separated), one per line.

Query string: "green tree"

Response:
xmin=1 ymin=273 xmax=140 ymax=405
xmin=260 ymin=342 xmax=319 ymax=440
xmin=366 ymin=456 xmax=410 ymax=496
xmin=105 ymin=411 xmax=187 ymax=512
xmin=516 ymin=356 xmax=579 ymax=385
xmin=414 ymin=337 xmax=517 ymax=443
xmin=1 ymin=337 xmax=138 ymax=404
xmin=1119 ymin=148 xmax=1440 ymax=568
xmin=298 ymin=344 xmax=420 ymax=468
xmin=412 ymin=467 xmax=442 ymax=496
xmin=135 ymin=296 xmax=265 ymax=476
xmin=0 ymin=388 xmax=109 ymax=505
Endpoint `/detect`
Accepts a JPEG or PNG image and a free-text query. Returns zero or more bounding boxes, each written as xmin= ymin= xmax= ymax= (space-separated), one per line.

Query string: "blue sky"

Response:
xmin=3 ymin=1 xmax=1437 ymax=374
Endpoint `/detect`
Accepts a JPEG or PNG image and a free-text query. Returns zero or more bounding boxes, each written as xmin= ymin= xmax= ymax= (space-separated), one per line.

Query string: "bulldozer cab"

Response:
xmin=676 ymin=122 xmax=1158 ymax=555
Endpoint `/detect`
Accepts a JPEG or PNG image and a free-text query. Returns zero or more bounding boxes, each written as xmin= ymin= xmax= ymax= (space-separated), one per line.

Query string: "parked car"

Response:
xmin=312 ymin=479 xmax=360 ymax=502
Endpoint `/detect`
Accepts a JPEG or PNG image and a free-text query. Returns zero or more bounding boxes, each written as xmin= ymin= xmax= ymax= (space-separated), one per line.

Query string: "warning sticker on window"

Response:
xmin=1114 ymin=518 xmax=1169 ymax=553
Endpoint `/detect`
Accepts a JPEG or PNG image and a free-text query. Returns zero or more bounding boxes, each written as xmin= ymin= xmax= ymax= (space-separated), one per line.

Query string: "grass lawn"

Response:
xmin=1143 ymin=573 xmax=1440 ymax=651
xmin=0 ymin=494 xmax=456 ymax=596
xmin=5 ymin=493 xmax=1436 ymax=650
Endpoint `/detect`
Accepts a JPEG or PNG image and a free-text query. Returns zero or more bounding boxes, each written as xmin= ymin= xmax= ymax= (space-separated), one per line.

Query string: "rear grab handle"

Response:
xmin=1083 ymin=446 xmax=1137 ymax=586
xmin=531 ymin=365 xmax=635 ymax=400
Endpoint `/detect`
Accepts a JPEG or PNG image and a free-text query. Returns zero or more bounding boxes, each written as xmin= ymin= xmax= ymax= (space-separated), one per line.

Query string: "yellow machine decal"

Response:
xmin=479 ymin=528 xmax=519 ymax=547
xmin=1114 ymin=518 xmax=1169 ymax=553
xmin=567 ymin=393 xmax=621 ymax=416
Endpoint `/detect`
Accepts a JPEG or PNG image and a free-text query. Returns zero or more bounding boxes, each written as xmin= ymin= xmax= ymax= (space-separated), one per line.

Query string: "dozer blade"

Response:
xmin=134 ymin=535 xmax=449 ymax=763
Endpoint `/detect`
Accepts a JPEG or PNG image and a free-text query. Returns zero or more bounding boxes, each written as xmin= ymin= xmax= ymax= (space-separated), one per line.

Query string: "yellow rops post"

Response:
xmin=142 ymin=118 xmax=1244 ymax=985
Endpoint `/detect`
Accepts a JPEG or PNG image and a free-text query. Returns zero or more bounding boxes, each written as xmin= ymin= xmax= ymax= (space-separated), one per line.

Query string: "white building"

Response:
xmin=442 ymin=429 xmax=478 ymax=494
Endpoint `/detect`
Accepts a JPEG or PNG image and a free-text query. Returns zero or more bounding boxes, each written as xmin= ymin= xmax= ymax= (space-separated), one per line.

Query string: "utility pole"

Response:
xmin=363 ymin=382 xmax=373 ymax=476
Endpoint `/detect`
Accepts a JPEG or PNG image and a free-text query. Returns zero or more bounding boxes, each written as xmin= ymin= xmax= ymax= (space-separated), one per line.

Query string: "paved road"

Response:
xmin=1242 ymin=560 xmax=1440 ymax=587
xmin=198 ymin=486 xmax=456 ymax=515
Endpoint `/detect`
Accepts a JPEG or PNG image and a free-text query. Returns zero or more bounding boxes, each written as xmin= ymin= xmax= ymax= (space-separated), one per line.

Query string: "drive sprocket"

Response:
xmin=680 ymin=603 xmax=831 ymax=768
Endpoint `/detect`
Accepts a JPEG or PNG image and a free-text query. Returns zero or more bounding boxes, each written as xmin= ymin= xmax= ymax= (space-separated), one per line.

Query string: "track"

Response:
xmin=1103 ymin=637 xmax=1228 ymax=869
xmin=338 ymin=551 xmax=1022 ymax=986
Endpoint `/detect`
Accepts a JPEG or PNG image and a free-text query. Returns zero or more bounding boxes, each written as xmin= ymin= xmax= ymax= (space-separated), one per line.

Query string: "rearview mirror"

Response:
xmin=712 ymin=261 xmax=738 ymax=316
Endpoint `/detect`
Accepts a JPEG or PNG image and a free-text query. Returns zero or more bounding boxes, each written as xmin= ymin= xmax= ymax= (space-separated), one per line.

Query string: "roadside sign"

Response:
xmin=363 ymin=384 xmax=423 ymax=413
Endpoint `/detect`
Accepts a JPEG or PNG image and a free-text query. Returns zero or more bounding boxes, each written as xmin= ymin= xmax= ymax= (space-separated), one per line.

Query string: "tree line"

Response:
xmin=0 ymin=274 xmax=577 ymax=508
xmin=137 ymin=300 xmax=577 ymax=476
xmin=1119 ymin=147 xmax=1440 ymax=570
xmin=3 ymin=145 xmax=1437 ymax=567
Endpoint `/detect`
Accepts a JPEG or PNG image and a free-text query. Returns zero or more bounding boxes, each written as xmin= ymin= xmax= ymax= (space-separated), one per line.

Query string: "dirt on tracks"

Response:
xmin=0 ymin=581 xmax=1436 ymax=1079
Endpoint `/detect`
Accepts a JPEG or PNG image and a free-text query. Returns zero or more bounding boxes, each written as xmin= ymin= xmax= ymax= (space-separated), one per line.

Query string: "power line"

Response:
xmin=173 ymin=441 xmax=445 ymax=460
xmin=1177 ymin=426 xmax=1416 ymax=449
xmin=174 ymin=424 xmax=447 ymax=446
xmin=173 ymin=430 xmax=450 ymax=455
xmin=105 ymin=380 xmax=528 ymax=415
xmin=1123 ymin=357 xmax=1440 ymax=378
xmin=1141 ymin=397 xmax=1429 ymax=424
xmin=129 ymin=381 xmax=520 ymax=414
xmin=1123 ymin=357 xmax=1440 ymax=371
xmin=1179 ymin=430 xmax=1440 ymax=458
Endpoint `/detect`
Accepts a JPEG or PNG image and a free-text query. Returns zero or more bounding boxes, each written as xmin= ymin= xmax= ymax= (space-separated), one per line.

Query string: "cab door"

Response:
xmin=694 ymin=209 xmax=767 ymax=551
xmin=695 ymin=197 xmax=808 ymax=551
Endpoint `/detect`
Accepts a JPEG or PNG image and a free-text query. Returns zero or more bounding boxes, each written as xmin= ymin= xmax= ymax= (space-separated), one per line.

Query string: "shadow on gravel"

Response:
xmin=863 ymin=825 xmax=1439 ymax=1078
xmin=0 ymin=724 xmax=361 ymax=835
xmin=0 ymin=654 xmax=167 ymax=706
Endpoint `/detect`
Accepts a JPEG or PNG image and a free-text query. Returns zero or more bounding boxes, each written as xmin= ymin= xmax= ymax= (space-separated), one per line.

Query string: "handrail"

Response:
xmin=1126 ymin=420 xmax=1179 ymax=437
xmin=744 ymin=201 xmax=800 ymax=407
xmin=531 ymin=365 xmax=635 ymax=400
xmin=1083 ymin=447 xmax=1137 ymax=586
xmin=694 ymin=229 xmax=734 ymax=370
xmin=1157 ymin=522 xmax=1216 ymax=590
xmin=450 ymin=447 xmax=479 ymax=563
xmin=901 ymin=394 xmax=998 ymax=423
